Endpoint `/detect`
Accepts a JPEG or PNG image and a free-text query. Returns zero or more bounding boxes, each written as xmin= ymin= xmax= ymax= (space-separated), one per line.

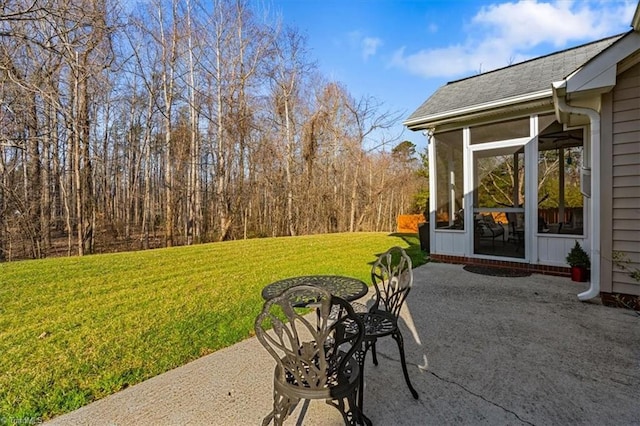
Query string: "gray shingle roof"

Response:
xmin=405 ymin=34 xmax=624 ymax=125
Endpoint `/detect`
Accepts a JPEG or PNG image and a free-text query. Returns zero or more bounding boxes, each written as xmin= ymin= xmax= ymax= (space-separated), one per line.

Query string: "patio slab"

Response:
xmin=46 ymin=262 xmax=640 ymax=425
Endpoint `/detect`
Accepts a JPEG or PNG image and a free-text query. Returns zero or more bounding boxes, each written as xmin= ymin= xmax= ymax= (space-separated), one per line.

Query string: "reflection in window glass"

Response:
xmin=537 ymin=127 xmax=584 ymax=234
xmin=434 ymin=130 xmax=464 ymax=229
xmin=474 ymin=147 xmax=525 ymax=209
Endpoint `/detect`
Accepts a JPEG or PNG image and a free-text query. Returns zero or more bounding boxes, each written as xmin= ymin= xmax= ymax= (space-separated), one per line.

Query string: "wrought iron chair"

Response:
xmin=255 ymin=285 xmax=367 ymax=426
xmin=475 ymin=214 xmax=505 ymax=247
xmin=357 ymin=246 xmax=419 ymax=412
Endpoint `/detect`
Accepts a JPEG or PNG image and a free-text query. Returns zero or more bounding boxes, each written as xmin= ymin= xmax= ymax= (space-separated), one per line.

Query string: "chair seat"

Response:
xmin=358 ymin=309 xmax=397 ymax=339
xmin=328 ymin=301 xmax=369 ymax=321
xmin=275 ymin=354 xmax=361 ymax=400
xmin=348 ymin=301 xmax=370 ymax=314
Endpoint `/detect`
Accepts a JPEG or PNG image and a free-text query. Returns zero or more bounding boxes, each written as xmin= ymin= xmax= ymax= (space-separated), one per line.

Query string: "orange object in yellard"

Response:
xmin=396 ymin=214 xmax=426 ymax=233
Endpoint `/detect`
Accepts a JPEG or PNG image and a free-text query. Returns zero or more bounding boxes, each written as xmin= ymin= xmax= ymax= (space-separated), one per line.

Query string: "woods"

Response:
xmin=0 ymin=0 xmax=426 ymax=261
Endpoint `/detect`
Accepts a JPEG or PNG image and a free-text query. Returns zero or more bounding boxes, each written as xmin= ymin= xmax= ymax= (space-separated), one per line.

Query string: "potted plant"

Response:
xmin=566 ymin=241 xmax=590 ymax=282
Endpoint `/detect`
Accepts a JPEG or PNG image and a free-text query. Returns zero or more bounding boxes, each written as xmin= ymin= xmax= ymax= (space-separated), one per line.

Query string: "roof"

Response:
xmin=405 ymin=34 xmax=624 ymax=128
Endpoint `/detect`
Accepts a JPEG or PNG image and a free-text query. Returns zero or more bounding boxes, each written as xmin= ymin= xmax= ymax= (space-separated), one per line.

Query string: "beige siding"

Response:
xmin=613 ymin=240 xmax=640 ymax=252
xmin=614 ymin=109 xmax=639 ymax=122
xmin=611 ymin=62 xmax=640 ymax=296
xmin=613 ymin=130 xmax=640 ymax=143
xmin=613 ymin=98 xmax=640 ymax=111
xmin=613 ymin=120 xmax=640 ymax=134
xmin=613 ymin=141 xmax=640 ymax=155
xmin=612 ymin=197 xmax=640 ymax=209
xmin=613 ymin=164 xmax=640 ymax=176
xmin=613 ymin=219 xmax=639 ymax=230
xmin=612 ymin=230 xmax=640 ymax=241
xmin=613 ymin=175 xmax=640 ymax=187
xmin=613 ymin=186 xmax=640 ymax=198
xmin=613 ymin=83 xmax=640 ymax=100
xmin=613 ymin=208 xmax=640 ymax=219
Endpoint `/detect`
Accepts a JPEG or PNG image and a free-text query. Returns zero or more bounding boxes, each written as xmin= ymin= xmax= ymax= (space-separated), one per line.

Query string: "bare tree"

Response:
xmin=343 ymin=95 xmax=402 ymax=231
xmin=184 ymin=0 xmax=201 ymax=245
xmin=203 ymin=0 xmax=271 ymax=241
xmin=269 ymin=26 xmax=315 ymax=236
xmin=0 ymin=0 xmax=426 ymax=261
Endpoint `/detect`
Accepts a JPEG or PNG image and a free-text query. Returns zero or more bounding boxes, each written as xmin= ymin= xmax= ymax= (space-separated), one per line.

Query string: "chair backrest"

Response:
xmin=482 ymin=214 xmax=495 ymax=224
xmin=255 ymin=285 xmax=364 ymax=390
xmin=370 ymin=246 xmax=413 ymax=318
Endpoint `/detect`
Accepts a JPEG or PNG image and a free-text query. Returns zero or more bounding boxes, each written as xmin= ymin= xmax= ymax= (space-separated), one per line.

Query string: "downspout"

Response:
xmin=552 ymin=82 xmax=601 ymax=301
xmin=425 ymin=129 xmax=436 ymax=250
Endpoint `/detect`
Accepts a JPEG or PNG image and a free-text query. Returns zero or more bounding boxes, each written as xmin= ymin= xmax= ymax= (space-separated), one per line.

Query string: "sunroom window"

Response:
xmin=434 ymin=130 xmax=464 ymax=230
xmin=537 ymin=124 xmax=584 ymax=235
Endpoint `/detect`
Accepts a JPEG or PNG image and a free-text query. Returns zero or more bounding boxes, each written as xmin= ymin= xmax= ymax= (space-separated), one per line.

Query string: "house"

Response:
xmin=405 ymin=5 xmax=640 ymax=309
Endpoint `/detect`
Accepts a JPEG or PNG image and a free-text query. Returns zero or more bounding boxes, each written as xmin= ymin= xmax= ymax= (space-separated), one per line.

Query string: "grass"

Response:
xmin=0 ymin=232 xmax=425 ymax=421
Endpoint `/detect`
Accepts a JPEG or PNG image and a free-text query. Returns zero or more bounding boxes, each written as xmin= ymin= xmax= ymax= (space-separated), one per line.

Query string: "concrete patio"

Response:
xmin=47 ymin=262 xmax=640 ymax=425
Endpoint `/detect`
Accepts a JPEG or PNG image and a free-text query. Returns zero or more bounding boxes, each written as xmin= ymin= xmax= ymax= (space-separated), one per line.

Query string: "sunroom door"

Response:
xmin=472 ymin=145 xmax=526 ymax=259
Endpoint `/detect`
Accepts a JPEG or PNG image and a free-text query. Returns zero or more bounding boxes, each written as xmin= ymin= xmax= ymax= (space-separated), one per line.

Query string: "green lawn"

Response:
xmin=0 ymin=232 xmax=425 ymax=421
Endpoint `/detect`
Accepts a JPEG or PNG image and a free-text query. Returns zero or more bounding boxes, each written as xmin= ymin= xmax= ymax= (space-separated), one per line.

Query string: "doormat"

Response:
xmin=463 ymin=264 xmax=531 ymax=277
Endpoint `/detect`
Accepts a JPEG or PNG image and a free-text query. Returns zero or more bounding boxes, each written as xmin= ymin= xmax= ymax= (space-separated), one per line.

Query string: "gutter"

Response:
xmin=552 ymin=82 xmax=601 ymax=301
xmin=404 ymin=89 xmax=552 ymax=129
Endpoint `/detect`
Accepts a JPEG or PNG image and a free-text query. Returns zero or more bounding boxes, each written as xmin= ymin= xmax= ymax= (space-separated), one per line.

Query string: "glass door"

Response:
xmin=472 ymin=146 xmax=525 ymax=258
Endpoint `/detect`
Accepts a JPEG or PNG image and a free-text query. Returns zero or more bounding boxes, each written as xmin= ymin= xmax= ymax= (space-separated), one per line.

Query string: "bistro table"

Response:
xmin=261 ymin=275 xmax=369 ymax=303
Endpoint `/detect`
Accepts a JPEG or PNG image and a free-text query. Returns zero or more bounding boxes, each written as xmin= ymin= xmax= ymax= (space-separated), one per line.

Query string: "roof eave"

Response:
xmin=404 ymin=89 xmax=553 ymax=130
xmin=563 ymin=31 xmax=639 ymax=96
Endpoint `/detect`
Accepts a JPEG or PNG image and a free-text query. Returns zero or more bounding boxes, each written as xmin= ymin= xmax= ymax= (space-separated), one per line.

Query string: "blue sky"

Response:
xmin=268 ymin=0 xmax=637 ymax=151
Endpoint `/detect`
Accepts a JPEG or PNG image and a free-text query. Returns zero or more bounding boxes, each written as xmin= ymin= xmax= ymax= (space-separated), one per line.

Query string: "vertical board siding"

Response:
xmin=611 ymin=62 xmax=640 ymax=295
xmin=538 ymin=236 xmax=586 ymax=267
xmin=433 ymin=230 xmax=466 ymax=256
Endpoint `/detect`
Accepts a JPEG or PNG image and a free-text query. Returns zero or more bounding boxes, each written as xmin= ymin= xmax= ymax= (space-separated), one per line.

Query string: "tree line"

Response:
xmin=0 ymin=0 xmax=426 ymax=261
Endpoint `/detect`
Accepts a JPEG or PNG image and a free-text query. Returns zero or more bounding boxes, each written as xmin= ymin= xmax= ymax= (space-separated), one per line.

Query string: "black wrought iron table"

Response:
xmin=261 ymin=275 xmax=369 ymax=302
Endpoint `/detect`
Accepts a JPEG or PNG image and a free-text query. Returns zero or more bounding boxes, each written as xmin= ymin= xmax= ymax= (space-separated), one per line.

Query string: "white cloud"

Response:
xmin=362 ymin=37 xmax=382 ymax=59
xmin=391 ymin=0 xmax=636 ymax=79
xmin=392 ymin=45 xmax=471 ymax=77
xmin=472 ymin=0 xmax=629 ymax=47
xmin=348 ymin=31 xmax=383 ymax=60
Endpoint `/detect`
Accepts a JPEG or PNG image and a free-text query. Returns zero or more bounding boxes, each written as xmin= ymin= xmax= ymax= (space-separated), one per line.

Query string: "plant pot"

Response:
xmin=571 ymin=266 xmax=589 ymax=282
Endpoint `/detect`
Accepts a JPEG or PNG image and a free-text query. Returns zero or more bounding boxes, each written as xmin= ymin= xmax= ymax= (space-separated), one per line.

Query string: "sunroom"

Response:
xmin=404 ymin=34 xmax=623 ymax=273
xmin=425 ymin=114 xmax=586 ymax=265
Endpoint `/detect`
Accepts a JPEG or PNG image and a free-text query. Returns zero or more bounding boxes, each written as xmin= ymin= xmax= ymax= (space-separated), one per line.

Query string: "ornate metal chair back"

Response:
xmin=370 ymin=246 xmax=413 ymax=319
xmin=255 ymin=285 xmax=364 ymax=391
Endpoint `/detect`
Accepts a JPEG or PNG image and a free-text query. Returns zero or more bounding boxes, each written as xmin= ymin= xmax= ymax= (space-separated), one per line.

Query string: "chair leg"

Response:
xmin=392 ymin=330 xmax=419 ymax=399
xmin=262 ymin=412 xmax=273 ymax=426
xmin=352 ymin=389 xmax=373 ymax=426
xmin=370 ymin=339 xmax=379 ymax=366
xmin=268 ymin=388 xmax=295 ymax=426
xmin=327 ymin=393 xmax=370 ymax=426
xmin=357 ymin=342 xmax=370 ymax=420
